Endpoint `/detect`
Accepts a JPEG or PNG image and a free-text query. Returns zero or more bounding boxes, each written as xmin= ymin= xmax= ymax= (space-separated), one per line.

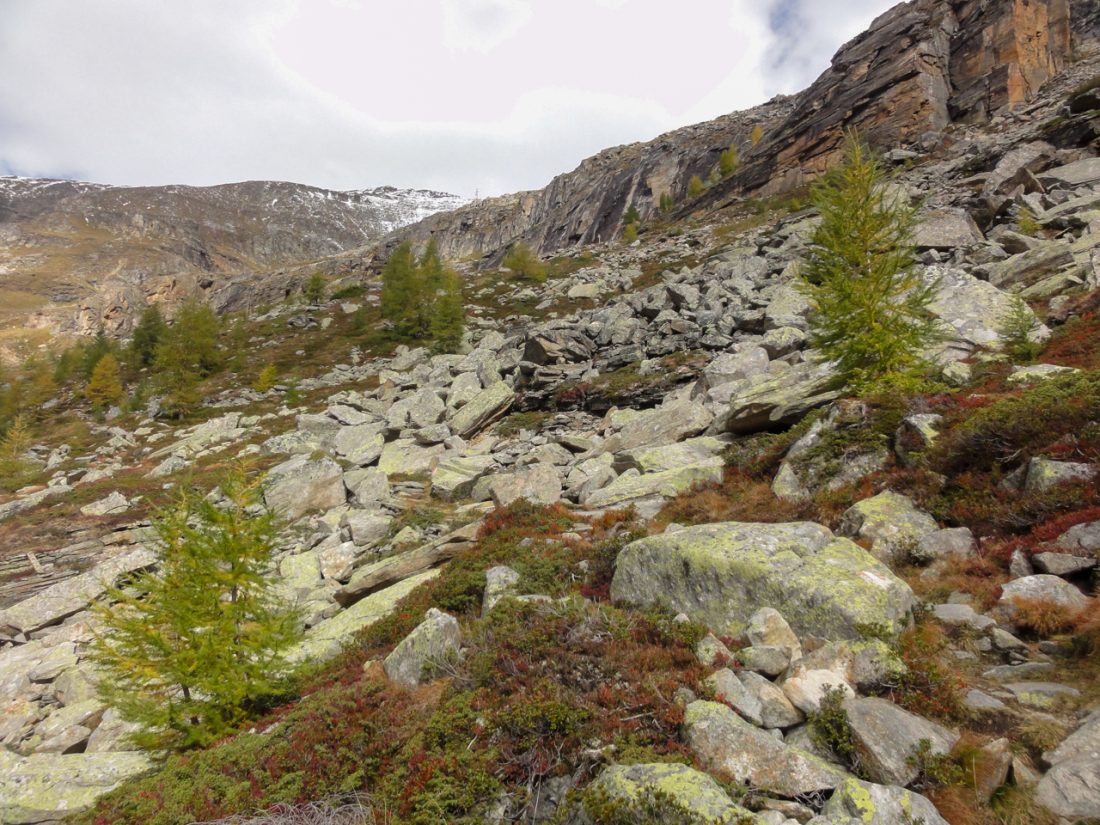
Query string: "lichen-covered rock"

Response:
xmin=603 ymin=400 xmax=713 ymax=453
xmin=615 ymin=436 xmax=728 ymax=474
xmin=489 ymin=463 xmax=562 ymax=507
xmin=449 ymin=381 xmax=514 ymax=438
xmin=684 ymin=700 xmax=848 ymax=797
xmin=482 ymin=565 xmax=521 ymax=616
xmin=263 ymin=457 xmax=346 ymax=520
xmin=843 ymin=696 xmax=959 ymax=786
xmin=377 ymin=439 xmax=446 ymax=476
xmin=837 ymin=491 xmax=938 ymax=564
xmin=583 ymin=460 xmax=723 ymax=511
xmin=913 ymin=208 xmax=983 ymax=250
xmin=1024 ymin=457 xmax=1097 ymax=492
xmin=0 ymin=749 xmax=152 ymax=824
xmin=715 ymin=360 xmax=840 ymax=435
xmin=924 ymin=265 xmax=1047 ymax=352
xmin=333 ymin=425 xmax=385 ymax=466
xmin=1036 ymin=708 xmax=1100 ymax=820
xmin=431 ymin=455 xmax=496 ymax=501
xmin=0 ymin=548 xmax=156 ymax=636
xmin=383 ymin=608 xmax=461 ymax=688
xmin=610 ymin=522 xmax=913 ymax=641
xmin=288 ymin=570 xmax=439 ymax=663
xmin=567 ymin=762 xmax=755 ymax=825
xmin=818 ymin=777 xmax=949 ymax=825
xmin=999 ymin=574 xmax=1090 ymax=612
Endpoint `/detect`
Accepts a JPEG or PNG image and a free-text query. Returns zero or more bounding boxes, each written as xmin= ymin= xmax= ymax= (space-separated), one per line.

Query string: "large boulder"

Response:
xmin=0 ymin=750 xmax=152 ymax=824
xmin=383 ymin=608 xmax=462 ymax=688
xmin=838 ymin=491 xmax=938 ymax=564
xmin=431 ymin=455 xmax=496 ymax=501
xmin=1036 ymin=708 xmax=1100 ymax=820
xmin=567 ymin=762 xmax=754 ymax=825
xmin=449 ymin=381 xmax=515 ymax=438
xmin=683 ymin=700 xmax=848 ymax=797
xmin=377 ymin=439 xmax=446 ymax=476
xmin=924 ymin=266 xmax=1046 ymax=353
xmin=913 ymin=208 xmax=983 ymax=250
xmin=843 ymin=696 xmax=959 ymax=786
xmin=603 ymin=400 xmax=713 ymax=453
xmin=818 ymin=777 xmax=949 ymax=825
xmin=714 ymin=360 xmax=841 ymax=435
xmin=999 ymin=574 xmax=1090 ymax=612
xmin=582 ymin=460 xmax=723 ymax=512
xmin=489 ymin=463 xmax=562 ymax=507
xmin=610 ymin=522 xmax=914 ymax=640
xmin=263 ymin=457 xmax=346 ymax=520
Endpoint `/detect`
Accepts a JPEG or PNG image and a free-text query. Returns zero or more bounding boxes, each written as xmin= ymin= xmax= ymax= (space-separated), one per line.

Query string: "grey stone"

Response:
xmin=383 ymin=608 xmax=461 ymax=688
xmin=333 ymin=426 xmax=385 ymax=466
xmin=489 ymin=463 xmax=562 ymax=507
xmin=1040 ymin=157 xmax=1100 ymax=188
xmin=1036 ymin=708 xmax=1100 ymax=820
xmin=999 ymin=574 xmax=1090 ymax=612
xmin=782 ymin=669 xmax=854 ymax=714
xmin=377 ymin=439 xmax=445 ymax=476
xmin=964 ymin=689 xmax=1008 ymax=713
xmin=715 ymin=360 xmax=840 ymax=435
xmin=821 ymin=777 xmax=949 ymax=825
xmin=837 ymin=491 xmax=938 ymax=564
xmin=385 ymin=388 xmax=446 ymax=432
xmin=611 ymin=522 xmax=914 ymax=641
xmin=346 ymin=512 xmax=392 ymax=548
xmin=843 ymin=696 xmax=959 ymax=786
xmin=739 ymin=670 xmax=804 ymax=729
xmin=431 ymin=455 xmax=496 ymax=501
xmin=263 ymin=457 xmax=346 ymax=520
xmin=604 ymin=400 xmax=713 ymax=453
xmin=1024 ymin=457 xmax=1097 ymax=492
xmin=932 ymin=603 xmax=995 ymax=631
xmin=482 ymin=565 xmax=520 ymax=616
xmin=0 ymin=750 xmax=152 ymax=823
xmin=79 ymin=491 xmax=130 ymax=517
xmin=737 ymin=645 xmax=791 ymax=677
xmin=1055 ymin=520 xmax=1100 ymax=553
xmin=1003 ymin=682 xmax=1080 ymax=707
xmin=684 ymin=700 xmax=849 ymax=797
xmin=706 ymin=668 xmax=763 ymax=727
xmin=914 ymin=527 xmax=975 ymax=562
xmin=450 ymin=382 xmax=515 ymax=438
xmin=914 ymin=208 xmax=983 ymax=249
xmin=344 ymin=467 xmax=391 ymax=506
xmin=1032 ymin=552 xmax=1096 ymax=577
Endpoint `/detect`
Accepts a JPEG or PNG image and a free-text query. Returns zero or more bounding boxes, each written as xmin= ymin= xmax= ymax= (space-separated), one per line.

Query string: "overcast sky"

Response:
xmin=0 ymin=0 xmax=900 ymax=198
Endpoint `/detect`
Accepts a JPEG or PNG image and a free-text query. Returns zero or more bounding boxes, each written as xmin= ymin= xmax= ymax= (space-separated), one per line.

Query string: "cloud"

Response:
xmin=0 ymin=0 xmax=902 ymax=198
xmin=441 ymin=0 xmax=533 ymax=52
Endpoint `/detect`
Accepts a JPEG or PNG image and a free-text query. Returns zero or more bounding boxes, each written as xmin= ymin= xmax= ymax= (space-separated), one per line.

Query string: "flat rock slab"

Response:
xmin=610 ymin=521 xmax=914 ymax=640
xmin=0 ymin=750 xmax=152 ymax=824
xmin=0 ymin=547 xmax=155 ymax=635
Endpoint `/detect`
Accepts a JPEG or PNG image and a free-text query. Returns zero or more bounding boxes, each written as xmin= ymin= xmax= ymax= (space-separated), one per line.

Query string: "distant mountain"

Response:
xmin=0 ymin=177 xmax=465 ymax=338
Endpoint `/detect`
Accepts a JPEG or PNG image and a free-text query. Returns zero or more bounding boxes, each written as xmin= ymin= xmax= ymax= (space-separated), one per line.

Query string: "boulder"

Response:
xmin=333 ymin=427 xmax=385 ymax=466
xmin=583 ymin=460 xmax=723 ymax=512
xmin=746 ymin=608 xmax=802 ymax=665
xmin=79 ymin=491 xmax=130 ymax=517
xmin=0 ymin=750 xmax=152 ymax=824
xmin=431 ymin=455 xmax=496 ymax=501
xmin=843 ymin=696 xmax=959 ymax=786
xmin=837 ymin=491 xmax=938 ymax=564
xmin=1039 ymin=157 xmax=1100 ymax=188
xmin=739 ymin=670 xmax=804 ymax=728
xmin=1036 ymin=708 xmax=1100 ymax=820
xmin=999 ymin=574 xmax=1090 ymax=612
xmin=263 ymin=457 xmax=345 ymax=520
xmin=819 ymin=777 xmax=949 ymax=825
xmin=385 ymin=388 xmax=446 ymax=432
xmin=1024 ymin=457 xmax=1097 ymax=492
xmin=715 ymin=360 xmax=840 ymax=435
xmin=344 ymin=467 xmax=391 ymax=507
xmin=702 ymin=347 xmax=771 ymax=388
xmin=684 ymin=700 xmax=848 ymax=797
xmin=603 ymin=401 xmax=713 ymax=453
xmin=1032 ymin=552 xmax=1096 ymax=577
xmin=569 ymin=762 xmax=753 ymax=825
xmin=288 ymin=570 xmax=440 ymax=663
xmin=924 ymin=266 xmax=1046 ymax=352
xmin=449 ymin=382 xmax=515 ymax=438
xmin=913 ymin=527 xmax=975 ymax=562
xmin=610 ymin=522 xmax=914 ymax=641
xmin=913 ymin=208 xmax=983 ymax=249
xmin=377 ymin=439 xmax=445 ymax=476
xmin=782 ymin=669 xmax=854 ymax=714
xmin=345 ymin=512 xmax=392 ymax=548
xmin=489 ymin=463 xmax=562 ymax=507
xmin=383 ymin=608 xmax=462 ymax=688
xmin=1055 ymin=520 xmax=1100 ymax=552
xmin=615 ymin=437 xmax=728 ymax=474
xmin=482 ymin=565 xmax=521 ymax=616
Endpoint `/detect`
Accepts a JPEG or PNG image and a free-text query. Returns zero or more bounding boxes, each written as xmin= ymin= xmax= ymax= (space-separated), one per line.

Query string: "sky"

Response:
xmin=0 ymin=0 xmax=900 ymax=198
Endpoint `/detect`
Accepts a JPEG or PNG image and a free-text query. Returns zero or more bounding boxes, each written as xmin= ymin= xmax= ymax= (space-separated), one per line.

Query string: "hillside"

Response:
xmin=0 ymin=177 xmax=464 ymax=348
xmin=0 ymin=1 xmax=1099 ymax=824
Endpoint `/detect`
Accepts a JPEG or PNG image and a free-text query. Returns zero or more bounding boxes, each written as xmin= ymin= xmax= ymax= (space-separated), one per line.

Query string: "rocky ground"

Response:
xmin=1 ymin=6 xmax=1100 ymax=825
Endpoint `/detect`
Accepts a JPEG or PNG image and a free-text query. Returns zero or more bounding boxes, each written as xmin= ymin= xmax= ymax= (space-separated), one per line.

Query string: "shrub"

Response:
xmin=800 ymin=132 xmax=939 ymax=388
xmin=623 ymin=222 xmax=638 ymax=243
xmin=253 ymin=364 xmax=279 ymax=393
xmin=1009 ymin=597 xmax=1078 ymax=637
xmin=90 ymin=470 xmax=302 ymax=750
xmin=808 ymin=685 xmax=859 ymax=772
xmin=1017 ymin=206 xmax=1043 ymax=237
xmin=999 ymin=296 xmax=1043 ymax=362
xmin=501 ymin=241 xmax=547 ymax=283
xmin=331 ymin=283 xmax=365 ymax=301
xmin=303 ymin=273 xmax=327 ymax=304
xmin=658 ymin=192 xmax=675 ymax=213
xmin=717 ymin=144 xmax=739 ymax=178
xmin=687 ymin=175 xmax=705 ymax=199
xmin=750 ymin=125 xmax=764 ymax=146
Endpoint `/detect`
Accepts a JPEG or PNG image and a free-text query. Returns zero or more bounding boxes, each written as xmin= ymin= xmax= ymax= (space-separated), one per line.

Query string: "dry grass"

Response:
xmin=1009 ymin=597 xmax=1079 ymax=637
xmin=189 ymin=796 xmax=385 ymax=825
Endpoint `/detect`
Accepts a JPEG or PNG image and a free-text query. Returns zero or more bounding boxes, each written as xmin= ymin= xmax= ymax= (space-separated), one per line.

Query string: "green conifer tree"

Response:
xmin=417 ymin=238 xmax=446 ymax=336
xmin=801 ymin=132 xmax=939 ymax=388
xmin=502 ymin=242 xmax=547 ymax=283
xmin=90 ymin=470 xmax=301 ymax=750
xmin=303 ymin=273 xmax=327 ymax=304
xmin=380 ymin=241 xmax=421 ymax=337
xmin=153 ymin=299 xmax=223 ymax=416
xmin=687 ymin=175 xmax=705 ymax=199
xmin=430 ymin=267 xmax=466 ymax=353
xmin=130 ymin=304 xmax=167 ymax=367
xmin=85 ymin=353 xmax=125 ymax=410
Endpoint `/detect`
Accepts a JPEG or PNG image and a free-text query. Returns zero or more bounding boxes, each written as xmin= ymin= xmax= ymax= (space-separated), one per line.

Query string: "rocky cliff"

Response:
xmin=0 ymin=178 xmax=464 ymax=339
xmin=379 ymin=0 xmax=1086 ymax=265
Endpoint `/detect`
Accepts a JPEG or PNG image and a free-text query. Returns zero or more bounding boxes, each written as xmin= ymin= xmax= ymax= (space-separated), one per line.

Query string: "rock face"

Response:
xmin=610 ymin=522 xmax=914 ymax=640
xmin=375 ymin=0 xmax=1073 ymax=266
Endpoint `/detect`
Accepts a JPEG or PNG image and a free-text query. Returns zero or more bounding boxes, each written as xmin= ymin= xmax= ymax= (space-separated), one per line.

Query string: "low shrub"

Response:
xmin=1009 ymin=597 xmax=1079 ymax=637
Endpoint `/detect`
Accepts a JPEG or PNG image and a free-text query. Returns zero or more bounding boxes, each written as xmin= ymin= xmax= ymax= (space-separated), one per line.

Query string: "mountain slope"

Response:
xmin=0 ymin=177 xmax=464 ymax=339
